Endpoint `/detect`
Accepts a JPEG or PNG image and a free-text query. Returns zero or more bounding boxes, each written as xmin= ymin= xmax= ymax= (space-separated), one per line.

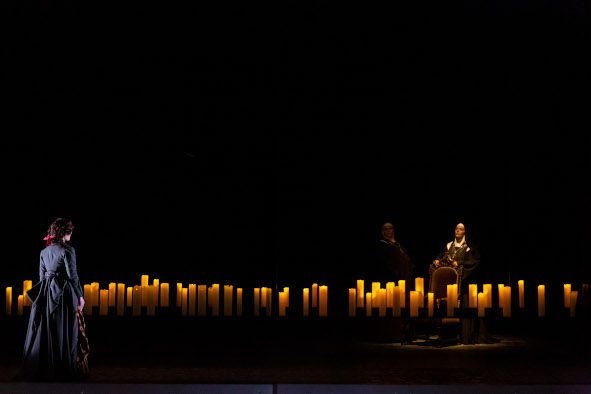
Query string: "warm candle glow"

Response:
xmin=427 ymin=292 xmax=434 ymax=317
xmin=132 ymin=286 xmax=141 ymax=316
xmin=319 ymin=286 xmax=328 ymax=317
xmin=564 ymin=284 xmax=571 ymax=308
xmin=469 ymin=284 xmax=477 ymax=308
xmin=17 ymin=295 xmax=23 ymax=315
xmin=311 ymin=283 xmax=318 ymax=308
xmin=570 ymin=291 xmax=578 ymax=317
xmin=6 ymin=287 xmax=12 ymax=315
xmin=538 ymin=285 xmax=545 ymax=317
xmin=278 ymin=291 xmax=287 ymax=317
xmin=127 ymin=287 xmax=133 ymax=308
xmin=483 ymin=284 xmax=492 ymax=308
xmin=366 ymin=292 xmax=372 ymax=317
xmin=518 ymin=280 xmax=525 ymax=309
xmin=117 ymin=283 xmax=125 ymax=316
xmin=478 ymin=292 xmax=485 ymax=317
xmin=261 ymin=287 xmax=267 ymax=309
xmin=415 ymin=278 xmax=424 ymax=308
xmin=393 ymin=285 xmax=401 ymax=317
xmin=503 ymin=286 xmax=511 ymax=318
xmin=84 ymin=284 xmax=91 ymax=314
xmin=189 ymin=284 xmax=197 ymax=316
xmin=386 ymin=282 xmax=394 ymax=308
xmin=283 ymin=287 xmax=290 ymax=307
xmin=409 ymin=291 xmax=419 ymax=317
xmin=254 ymin=288 xmax=260 ymax=317
xmin=372 ymin=282 xmax=380 ymax=307
xmin=398 ymin=280 xmax=406 ymax=308
xmin=224 ymin=285 xmax=233 ymax=317
xmin=160 ymin=283 xmax=169 ymax=307
xmin=181 ymin=287 xmax=188 ymax=316
xmin=109 ymin=282 xmax=116 ymax=307
xmin=378 ymin=288 xmax=387 ymax=317
xmin=357 ymin=280 xmax=364 ymax=308
xmin=348 ymin=288 xmax=356 ymax=317
xmin=99 ymin=289 xmax=109 ymax=316
xmin=447 ymin=284 xmax=454 ymax=316
xmin=212 ymin=284 xmax=220 ymax=317
xmin=237 ymin=288 xmax=243 ymax=317
xmin=176 ymin=283 xmax=183 ymax=307
xmin=198 ymin=285 xmax=206 ymax=316
xmin=303 ymin=288 xmax=309 ymax=317
xmin=23 ymin=280 xmax=32 ymax=307
xmin=266 ymin=287 xmax=272 ymax=316
xmin=141 ymin=275 xmax=149 ymax=287
xmin=147 ymin=285 xmax=156 ymax=316
xmin=91 ymin=282 xmax=99 ymax=309
xmin=498 ymin=284 xmax=504 ymax=310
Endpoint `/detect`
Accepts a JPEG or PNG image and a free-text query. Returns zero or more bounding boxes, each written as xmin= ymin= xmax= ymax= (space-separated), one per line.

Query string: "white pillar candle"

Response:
xmin=386 ymin=282 xmax=394 ymax=308
xmin=141 ymin=275 xmax=149 ymax=287
xmin=366 ymin=292 xmax=372 ymax=317
xmin=224 ymin=285 xmax=233 ymax=317
xmin=398 ymin=280 xmax=406 ymax=308
xmin=392 ymin=286 xmax=401 ymax=317
xmin=189 ymin=284 xmax=197 ymax=316
xmin=483 ymin=284 xmax=492 ymax=308
xmin=278 ymin=292 xmax=287 ymax=317
xmin=311 ymin=283 xmax=318 ymax=308
xmin=108 ymin=282 xmax=116 ymax=307
xmin=160 ymin=283 xmax=169 ymax=307
xmin=379 ymin=288 xmax=387 ymax=317
xmin=357 ymin=280 xmax=364 ymax=308
xmin=127 ymin=287 xmax=133 ymax=308
xmin=176 ymin=283 xmax=183 ymax=307
xmin=478 ymin=292 xmax=485 ymax=317
xmin=237 ymin=288 xmax=243 ymax=317
xmin=538 ymin=285 xmax=545 ymax=317
xmin=372 ymin=282 xmax=381 ymax=307
xmin=283 ymin=287 xmax=290 ymax=307
xmin=6 ymin=287 xmax=12 ymax=315
xmin=319 ymin=285 xmax=328 ymax=317
xmin=518 ymin=280 xmax=525 ymax=309
xmin=17 ymin=295 xmax=23 ymax=315
xmin=83 ymin=285 xmax=91 ymax=315
xmin=117 ymin=283 xmax=125 ymax=316
xmin=261 ymin=286 xmax=267 ymax=309
xmin=469 ymin=284 xmax=478 ymax=308
xmin=348 ymin=288 xmax=356 ymax=317
xmin=498 ymin=284 xmax=505 ymax=310
xmin=198 ymin=285 xmax=206 ymax=316
xmin=415 ymin=278 xmax=424 ymax=308
xmin=427 ymin=292 xmax=434 ymax=317
xmin=99 ymin=289 xmax=109 ymax=316
xmin=564 ymin=284 xmax=571 ymax=308
xmin=302 ymin=288 xmax=309 ymax=317
xmin=410 ymin=291 xmax=419 ymax=317
xmin=503 ymin=286 xmax=511 ymax=318
xmin=212 ymin=284 xmax=220 ymax=317
xmin=254 ymin=288 xmax=260 ymax=317
xmin=91 ymin=282 xmax=99 ymax=309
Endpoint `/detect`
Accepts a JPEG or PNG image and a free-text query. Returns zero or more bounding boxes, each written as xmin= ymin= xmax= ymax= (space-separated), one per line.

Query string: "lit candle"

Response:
xmin=386 ymin=282 xmax=394 ymax=308
xmin=197 ymin=285 xmax=206 ymax=316
xmin=398 ymin=280 xmax=406 ymax=308
xmin=538 ymin=285 xmax=545 ymax=317
xmin=212 ymin=284 xmax=220 ymax=317
xmin=372 ymin=282 xmax=381 ymax=307
xmin=132 ymin=286 xmax=141 ymax=316
xmin=117 ymin=283 xmax=125 ymax=316
xmin=518 ymin=280 xmax=525 ymax=309
xmin=17 ymin=295 xmax=23 ymax=315
xmin=160 ymin=283 xmax=169 ymax=307
xmin=427 ymin=292 xmax=434 ymax=317
xmin=447 ymin=285 xmax=454 ymax=316
xmin=91 ymin=282 xmax=99 ymax=309
xmin=564 ymin=284 xmax=571 ymax=308
xmin=393 ymin=285 xmax=401 ymax=317
xmin=284 ymin=287 xmax=290 ymax=307
xmin=278 ymin=291 xmax=287 ymax=317
xmin=176 ymin=283 xmax=183 ymax=307
xmin=83 ymin=284 xmax=91 ymax=314
xmin=254 ymin=288 xmax=260 ymax=317
xmin=266 ymin=287 xmax=272 ymax=316
xmin=483 ymin=284 xmax=492 ymax=308
xmin=127 ymin=287 xmax=133 ymax=308
xmin=570 ymin=291 xmax=578 ymax=317
xmin=366 ymin=292 xmax=372 ymax=317
xmin=109 ymin=282 xmax=116 ymax=307
xmin=469 ymin=284 xmax=478 ymax=308
xmin=141 ymin=275 xmax=149 ymax=287
xmin=478 ymin=292 xmax=485 ymax=317
xmin=99 ymin=289 xmax=109 ymax=316
xmin=498 ymin=284 xmax=505 ymax=310
xmin=141 ymin=275 xmax=149 ymax=307
xmin=348 ymin=288 xmax=356 ymax=317
xmin=23 ymin=280 xmax=32 ymax=307
xmin=302 ymin=288 xmax=309 ymax=317
xmin=6 ymin=287 xmax=12 ymax=315
xmin=410 ymin=290 xmax=419 ymax=317
xmin=357 ymin=280 xmax=364 ymax=308
xmin=181 ymin=287 xmax=188 ymax=316
xmin=189 ymin=284 xmax=197 ymax=316
xmin=503 ymin=286 xmax=511 ymax=318
xmin=415 ymin=278 xmax=424 ymax=308
xmin=237 ymin=288 xmax=243 ymax=316
xmin=224 ymin=285 xmax=233 ymax=317
xmin=319 ymin=285 xmax=328 ymax=317
xmin=311 ymin=283 xmax=318 ymax=308
xmin=379 ymin=288 xmax=387 ymax=317
xmin=261 ymin=287 xmax=268 ymax=309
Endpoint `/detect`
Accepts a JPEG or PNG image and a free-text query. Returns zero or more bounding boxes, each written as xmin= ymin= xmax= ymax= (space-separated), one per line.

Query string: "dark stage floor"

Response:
xmin=1 ymin=313 xmax=590 ymax=392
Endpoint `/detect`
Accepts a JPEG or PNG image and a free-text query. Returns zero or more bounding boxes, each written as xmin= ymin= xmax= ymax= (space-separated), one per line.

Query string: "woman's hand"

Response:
xmin=78 ymin=297 xmax=85 ymax=312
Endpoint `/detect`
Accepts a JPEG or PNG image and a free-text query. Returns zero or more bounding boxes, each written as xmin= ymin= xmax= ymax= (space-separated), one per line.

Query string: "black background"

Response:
xmin=1 ymin=0 xmax=590 ymax=293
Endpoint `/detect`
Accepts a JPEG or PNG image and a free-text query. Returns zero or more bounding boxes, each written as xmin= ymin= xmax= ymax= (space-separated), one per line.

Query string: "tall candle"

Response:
xmin=160 ymin=283 xmax=169 ymax=307
xmin=127 ymin=287 xmax=133 ymax=308
xmin=319 ymin=285 xmax=328 ymax=317
xmin=176 ymin=283 xmax=183 ymax=307
xmin=386 ymin=282 xmax=394 ymax=308
xmin=237 ymin=288 xmax=243 ymax=316
xmin=266 ymin=287 xmax=272 ymax=316
xmin=224 ymin=285 xmax=233 ymax=317
xmin=278 ymin=292 xmax=287 ymax=317
xmin=6 ymin=287 xmax=12 ymax=315
xmin=564 ymin=284 xmax=571 ymax=308
xmin=84 ymin=284 xmax=92 ymax=314
xmin=99 ymin=289 xmax=109 ymax=316
xmin=254 ymin=288 xmax=260 ymax=317
xmin=427 ymin=292 xmax=434 ymax=317
xmin=181 ymin=287 xmax=188 ymax=316
xmin=372 ymin=282 xmax=381 ymax=307
xmin=537 ymin=285 xmax=545 ymax=317
xmin=366 ymin=292 xmax=372 ymax=317
xmin=483 ymin=284 xmax=492 ymax=308
xmin=311 ymin=283 xmax=318 ymax=308
xmin=302 ymin=288 xmax=309 ymax=317
xmin=447 ymin=285 xmax=454 ymax=316
xmin=212 ymin=284 xmax=220 ymax=317
xmin=478 ymin=292 xmax=485 ymax=317
xmin=261 ymin=287 xmax=268 ymax=309
xmin=109 ymin=282 xmax=116 ymax=307
xmin=503 ymin=286 xmax=511 ymax=318
xmin=469 ymin=284 xmax=478 ymax=308
xmin=379 ymin=288 xmax=387 ymax=317
xmin=415 ymin=278 xmax=424 ymax=308
xmin=23 ymin=280 xmax=32 ymax=307
xmin=132 ymin=286 xmax=141 ymax=316
xmin=284 ymin=287 xmax=290 ymax=307
xmin=348 ymin=288 xmax=356 ymax=317
xmin=117 ymin=283 xmax=125 ymax=316
xmin=570 ymin=291 xmax=578 ymax=317
xmin=357 ymin=280 xmax=365 ymax=308
xmin=398 ymin=280 xmax=406 ymax=308
xmin=498 ymin=284 xmax=505 ymax=310
xmin=189 ymin=284 xmax=197 ymax=316
xmin=393 ymin=286 xmax=401 ymax=317
xmin=518 ymin=280 xmax=525 ymax=309
xmin=17 ymin=295 xmax=23 ymax=315
xmin=91 ymin=282 xmax=99 ymax=309
xmin=198 ymin=285 xmax=206 ymax=316
xmin=410 ymin=291 xmax=419 ymax=317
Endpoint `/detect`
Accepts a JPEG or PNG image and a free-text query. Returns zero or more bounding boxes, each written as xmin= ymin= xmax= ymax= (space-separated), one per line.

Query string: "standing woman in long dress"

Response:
xmin=19 ymin=217 xmax=90 ymax=380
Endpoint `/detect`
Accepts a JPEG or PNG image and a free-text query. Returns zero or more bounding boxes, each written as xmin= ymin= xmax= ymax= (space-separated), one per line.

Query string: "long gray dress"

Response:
xmin=20 ymin=242 xmax=85 ymax=380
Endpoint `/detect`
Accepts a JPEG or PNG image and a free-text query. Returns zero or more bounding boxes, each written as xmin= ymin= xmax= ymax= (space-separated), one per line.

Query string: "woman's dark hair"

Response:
xmin=45 ymin=218 xmax=74 ymax=246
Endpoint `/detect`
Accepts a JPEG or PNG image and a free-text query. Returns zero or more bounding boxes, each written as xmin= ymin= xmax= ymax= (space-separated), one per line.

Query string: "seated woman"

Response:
xmin=429 ymin=222 xmax=480 ymax=283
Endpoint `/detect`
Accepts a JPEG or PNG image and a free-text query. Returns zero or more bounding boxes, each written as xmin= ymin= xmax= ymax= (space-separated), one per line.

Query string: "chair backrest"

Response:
xmin=429 ymin=266 xmax=463 ymax=301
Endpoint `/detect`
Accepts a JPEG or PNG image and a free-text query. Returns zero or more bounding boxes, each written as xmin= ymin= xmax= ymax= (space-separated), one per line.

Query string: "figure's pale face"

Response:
xmin=382 ymin=223 xmax=394 ymax=239
xmin=455 ymin=226 xmax=465 ymax=240
xmin=63 ymin=232 xmax=72 ymax=242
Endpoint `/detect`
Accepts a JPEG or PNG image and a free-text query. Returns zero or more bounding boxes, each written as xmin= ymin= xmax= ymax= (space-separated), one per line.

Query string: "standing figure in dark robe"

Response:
xmin=374 ymin=222 xmax=413 ymax=284
xmin=18 ymin=218 xmax=89 ymax=381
